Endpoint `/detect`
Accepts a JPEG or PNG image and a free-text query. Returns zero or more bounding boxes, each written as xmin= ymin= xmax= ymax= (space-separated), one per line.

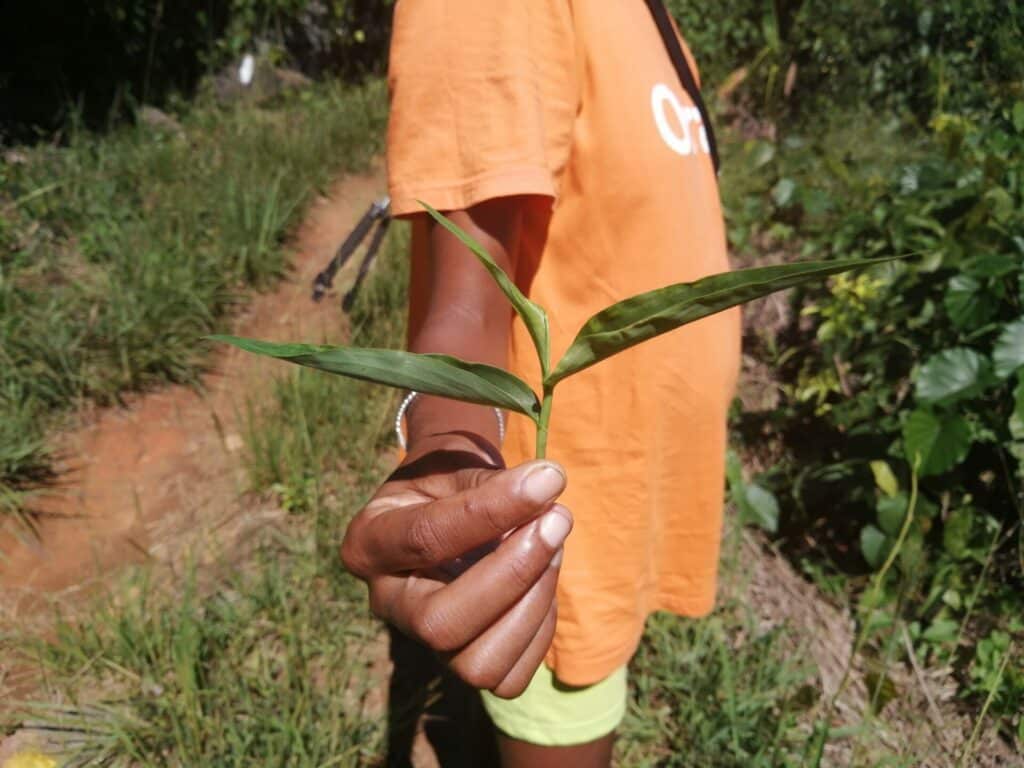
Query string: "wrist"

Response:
xmin=405 ymin=395 xmax=503 ymax=453
xmin=404 ymin=427 xmax=504 ymax=470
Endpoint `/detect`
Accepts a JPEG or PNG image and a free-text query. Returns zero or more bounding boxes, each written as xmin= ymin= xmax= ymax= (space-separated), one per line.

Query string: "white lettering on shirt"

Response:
xmin=650 ymin=83 xmax=709 ymax=156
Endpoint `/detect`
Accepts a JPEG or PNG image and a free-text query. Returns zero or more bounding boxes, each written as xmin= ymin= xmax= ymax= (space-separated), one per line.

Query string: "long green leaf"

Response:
xmin=548 ymin=258 xmax=894 ymax=386
xmin=211 ymin=336 xmax=541 ymax=421
xmin=420 ymin=201 xmax=551 ymax=376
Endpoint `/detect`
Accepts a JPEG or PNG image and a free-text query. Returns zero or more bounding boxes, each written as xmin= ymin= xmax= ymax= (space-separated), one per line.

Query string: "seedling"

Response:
xmin=213 ymin=203 xmax=888 ymax=458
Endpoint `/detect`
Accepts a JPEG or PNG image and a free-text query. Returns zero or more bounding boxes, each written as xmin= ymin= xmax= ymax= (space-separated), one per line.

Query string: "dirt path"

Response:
xmin=0 ymin=165 xmax=387 ymax=623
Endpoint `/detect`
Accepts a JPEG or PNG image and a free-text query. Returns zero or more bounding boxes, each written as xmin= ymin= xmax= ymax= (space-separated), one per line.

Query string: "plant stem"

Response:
xmin=840 ymin=465 xmax=919 ymax=701
xmin=535 ymin=387 xmax=554 ymax=459
xmin=954 ymin=522 xmax=1004 ymax=653
xmin=808 ymin=464 xmax=920 ymax=762
xmin=958 ymin=640 xmax=1013 ymax=768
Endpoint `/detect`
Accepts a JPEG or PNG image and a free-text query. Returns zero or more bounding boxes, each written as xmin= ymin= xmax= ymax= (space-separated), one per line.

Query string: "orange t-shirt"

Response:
xmin=387 ymin=0 xmax=741 ymax=686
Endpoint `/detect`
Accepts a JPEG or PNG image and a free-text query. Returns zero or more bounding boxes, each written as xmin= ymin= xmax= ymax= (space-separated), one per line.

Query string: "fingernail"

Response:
xmin=521 ymin=463 xmax=566 ymax=504
xmin=539 ymin=510 xmax=571 ymax=548
xmin=549 ymin=549 xmax=563 ymax=568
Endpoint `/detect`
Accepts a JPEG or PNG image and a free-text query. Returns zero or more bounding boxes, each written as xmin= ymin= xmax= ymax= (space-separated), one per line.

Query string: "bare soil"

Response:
xmin=0 ymin=165 xmax=387 ymax=625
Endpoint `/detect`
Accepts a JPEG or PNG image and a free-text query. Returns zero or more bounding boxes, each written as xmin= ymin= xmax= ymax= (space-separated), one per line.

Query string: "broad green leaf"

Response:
xmin=869 ymin=460 xmax=900 ymax=498
xmin=985 ymin=186 xmax=1015 ymax=223
xmin=965 ymin=253 xmax=1017 ymax=278
xmin=548 ymin=257 xmax=891 ymax=386
xmin=902 ymin=409 xmax=972 ymax=476
xmin=738 ymin=482 xmax=780 ymax=534
xmin=914 ymin=348 xmax=988 ymax=404
xmin=726 ymin=450 xmax=779 ymax=533
xmin=993 ymin=317 xmax=1024 ymax=379
xmin=210 ymin=336 xmax=541 ymax=420
xmin=943 ymin=275 xmax=994 ymax=330
xmin=898 ymin=527 xmax=926 ymax=575
xmin=877 ymin=493 xmax=908 ymax=537
xmin=917 ymin=8 xmax=933 ymax=34
xmin=943 ymin=507 xmax=974 ymax=559
xmin=725 ymin=448 xmax=744 ymax=487
xmin=860 ymin=524 xmax=890 ymax=569
xmin=921 ymin=618 xmax=958 ymax=645
xmin=942 ymin=589 xmax=963 ymax=610
xmin=1010 ymin=378 xmax=1024 ymax=442
xmin=420 ymin=201 xmax=551 ymax=376
xmin=750 ymin=140 xmax=775 ymax=169
xmin=771 ymin=178 xmax=796 ymax=207
xmin=1013 ymin=101 xmax=1024 ymax=133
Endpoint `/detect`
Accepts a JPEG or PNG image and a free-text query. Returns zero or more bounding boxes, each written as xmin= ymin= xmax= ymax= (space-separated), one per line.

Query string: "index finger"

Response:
xmin=353 ymin=460 xmax=566 ymax=575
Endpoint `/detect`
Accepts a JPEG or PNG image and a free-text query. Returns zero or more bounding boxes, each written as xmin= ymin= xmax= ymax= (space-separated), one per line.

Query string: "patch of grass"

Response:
xmin=1 ymin=232 xmax=408 ymax=766
xmin=237 ymin=224 xmax=410 ymax=677
xmin=6 ymin=549 xmax=384 ymax=767
xmin=242 ymin=222 xmax=409 ymax=522
xmin=618 ymin=524 xmax=816 ymax=768
xmin=0 ymin=78 xmax=387 ymax=524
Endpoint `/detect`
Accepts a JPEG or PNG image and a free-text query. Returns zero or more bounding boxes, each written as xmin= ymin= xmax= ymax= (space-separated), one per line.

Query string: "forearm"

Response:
xmin=406 ymin=328 xmax=507 ymax=455
xmin=404 ymin=199 xmax=524 ymax=459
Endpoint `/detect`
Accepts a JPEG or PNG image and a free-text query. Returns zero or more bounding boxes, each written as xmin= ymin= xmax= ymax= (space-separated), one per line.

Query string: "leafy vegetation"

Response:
xmin=698 ymin=0 xmax=1024 ymax=748
xmin=210 ymin=0 xmax=393 ymax=78
xmin=0 ymin=80 xmax=386 ymax=524
xmin=668 ymin=0 xmax=1024 ymax=119
xmin=618 ymin=561 xmax=813 ymax=767
xmin=733 ymin=107 xmax=1024 ymax=745
xmin=1 ymin=229 xmax=407 ymax=767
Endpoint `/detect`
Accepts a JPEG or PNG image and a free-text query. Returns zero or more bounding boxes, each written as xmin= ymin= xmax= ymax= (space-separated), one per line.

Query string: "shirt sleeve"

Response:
xmin=386 ymin=0 xmax=577 ymax=216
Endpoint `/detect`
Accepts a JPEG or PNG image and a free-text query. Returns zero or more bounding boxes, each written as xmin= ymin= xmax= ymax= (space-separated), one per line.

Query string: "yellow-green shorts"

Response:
xmin=480 ymin=664 xmax=628 ymax=747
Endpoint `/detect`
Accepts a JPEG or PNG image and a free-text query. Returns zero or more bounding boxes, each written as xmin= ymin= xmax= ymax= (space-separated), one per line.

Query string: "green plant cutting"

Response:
xmin=213 ymin=203 xmax=888 ymax=458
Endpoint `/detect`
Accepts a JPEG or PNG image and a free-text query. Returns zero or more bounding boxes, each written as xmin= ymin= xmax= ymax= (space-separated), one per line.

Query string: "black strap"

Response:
xmin=643 ymin=0 xmax=720 ymax=173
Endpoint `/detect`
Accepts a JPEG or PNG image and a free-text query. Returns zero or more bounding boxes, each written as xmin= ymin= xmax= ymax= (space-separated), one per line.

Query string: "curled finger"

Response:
xmin=490 ymin=603 xmax=558 ymax=699
xmin=447 ymin=558 xmax=561 ymax=691
xmin=407 ymin=506 xmax=569 ymax=651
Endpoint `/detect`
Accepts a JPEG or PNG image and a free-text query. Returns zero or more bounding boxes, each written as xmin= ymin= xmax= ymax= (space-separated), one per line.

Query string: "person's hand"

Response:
xmin=340 ymin=433 xmax=571 ymax=698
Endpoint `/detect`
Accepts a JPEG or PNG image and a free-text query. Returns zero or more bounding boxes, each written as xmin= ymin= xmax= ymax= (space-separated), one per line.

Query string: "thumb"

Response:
xmin=454 ymin=460 xmax=568 ymax=517
xmin=346 ymin=460 xmax=567 ymax=577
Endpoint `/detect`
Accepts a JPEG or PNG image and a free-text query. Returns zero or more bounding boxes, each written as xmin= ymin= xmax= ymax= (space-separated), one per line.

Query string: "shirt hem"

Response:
xmin=546 ymin=591 xmax=717 ymax=687
xmin=389 ymin=165 xmax=556 ymax=216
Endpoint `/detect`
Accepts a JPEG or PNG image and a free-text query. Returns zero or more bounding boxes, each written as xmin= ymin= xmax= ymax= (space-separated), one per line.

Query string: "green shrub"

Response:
xmin=727 ymin=97 xmax=1024 ymax=733
xmin=669 ymin=0 xmax=1024 ymax=118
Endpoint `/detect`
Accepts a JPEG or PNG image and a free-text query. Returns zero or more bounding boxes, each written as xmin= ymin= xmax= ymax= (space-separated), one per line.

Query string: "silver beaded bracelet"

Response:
xmin=394 ymin=391 xmax=506 ymax=450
